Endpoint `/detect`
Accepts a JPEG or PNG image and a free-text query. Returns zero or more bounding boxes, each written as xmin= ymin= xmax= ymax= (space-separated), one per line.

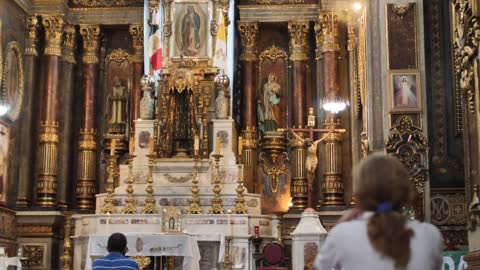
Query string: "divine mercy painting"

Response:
xmin=389 ymin=70 xmax=422 ymax=112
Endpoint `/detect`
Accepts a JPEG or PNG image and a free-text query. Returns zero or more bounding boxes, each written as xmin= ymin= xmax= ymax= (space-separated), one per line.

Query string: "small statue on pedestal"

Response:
xmin=214 ymin=69 xmax=230 ymax=119
xmin=139 ymin=75 xmax=155 ymax=120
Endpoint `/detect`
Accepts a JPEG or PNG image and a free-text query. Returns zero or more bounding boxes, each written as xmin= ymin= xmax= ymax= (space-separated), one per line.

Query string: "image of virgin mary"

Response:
xmin=181 ymin=5 xmax=201 ymax=56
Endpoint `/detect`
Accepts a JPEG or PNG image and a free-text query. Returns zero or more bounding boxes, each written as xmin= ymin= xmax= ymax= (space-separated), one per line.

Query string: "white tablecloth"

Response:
xmin=0 ymin=257 xmax=21 ymax=270
xmin=85 ymin=234 xmax=200 ymax=270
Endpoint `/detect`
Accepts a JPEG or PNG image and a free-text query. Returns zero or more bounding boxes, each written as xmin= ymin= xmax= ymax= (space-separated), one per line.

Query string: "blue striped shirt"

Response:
xmin=92 ymin=252 xmax=139 ymax=270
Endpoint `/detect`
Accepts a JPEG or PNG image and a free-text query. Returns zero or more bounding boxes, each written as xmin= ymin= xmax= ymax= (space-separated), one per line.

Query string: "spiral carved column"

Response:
xmin=76 ymin=25 xmax=100 ymax=210
xmin=288 ymin=21 xmax=309 ymax=210
xmin=35 ymin=15 xmax=64 ymax=207
xmin=238 ymin=21 xmax=259 ymax=193
xmin=17 ymin=16 xmax=39 ymax=207
xmin=57 ymin=24 xmax=77 ymax=210
xmin=319 ymin=11 xmax=344 ymax=207
xmin=129 ymin=24 xmax=144 ymax=131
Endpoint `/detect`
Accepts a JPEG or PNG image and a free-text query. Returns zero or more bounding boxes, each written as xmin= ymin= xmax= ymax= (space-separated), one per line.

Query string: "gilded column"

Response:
xmin=238 ymin=21 xmax=259 ymax=193
xmin=319 ymin=11 xmax=344 ymax=207
xmin=76 ymin=25 xmax=100 ymax=210
xmin=288 ymin=21 xmax=309 ymax=210
xmin=16 ymin=16 xmax=39 ymax=207
xmin=57 ymin=24 xmax=77 ymax=210
xmin=129 ymin=25 xmax=144 ymax=130
xmin=35 ymin=15 xmax=64 ymax=207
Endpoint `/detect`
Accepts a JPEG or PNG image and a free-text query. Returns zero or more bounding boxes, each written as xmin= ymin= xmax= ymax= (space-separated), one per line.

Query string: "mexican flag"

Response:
xmin=213 ymin=10 xmax=227 ymax=72
xmin=148 ymin=2 xmax=163 ymax=71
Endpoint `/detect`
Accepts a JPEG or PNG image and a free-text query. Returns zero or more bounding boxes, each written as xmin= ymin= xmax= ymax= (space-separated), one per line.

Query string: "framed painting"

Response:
xmin=0 ymin=120 xmax=9 ymax=205
xmin=1 ymin=41 xmax=24 ymax=121
xmin=387 ymin=69 xmax=422 ymax=112
xmin=171 ymin=0 xmax=211 ymax=58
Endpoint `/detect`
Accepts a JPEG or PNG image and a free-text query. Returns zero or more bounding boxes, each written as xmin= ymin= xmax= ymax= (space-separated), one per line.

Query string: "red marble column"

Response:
xmin=17 ymin=16 xmax=39 ymax=207
xmin=129 ymin=24 xmax=144 ymax=129
xmin=76 ymin=25 xmax=100 ymax=210
xmin=288 ymin=21 xmax=310 ymax=211
xmin=35 ymin=15 xmax=64 ymax=207
xmin=237 ymin=21 xmax=259 ymax=193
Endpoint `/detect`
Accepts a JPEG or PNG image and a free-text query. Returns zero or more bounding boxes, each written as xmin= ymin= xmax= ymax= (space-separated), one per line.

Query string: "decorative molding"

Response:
xmin=319 ymin=11 xmax=340 ymax=53
xmin=129 ymin=24 xmax=144 ymax=63
xmin=430 ymin=191 xmax=467 ymax=225
xmin=0 ymin=207 xmax=15 ymax=239
xmin=72 ymin=0 xmax=142 ymax=7
xmin=62 ymin=24 xmax=77 ymax=64
xmin=1 ymin=41 xmax=24 ymax=121
xmin=104 ymin=49 xmax=133 ymax=66
xmin=25 ymin=16 xmax=39 ymax=56
xmin=21 ymin=244 xmax=46 ymax=268
xmin=79 ymin=24 xmax=100 ymax=64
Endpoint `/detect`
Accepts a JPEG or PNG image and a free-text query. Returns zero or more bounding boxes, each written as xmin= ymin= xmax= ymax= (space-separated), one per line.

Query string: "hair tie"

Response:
xmin=376 ymin=202 xmax=393 ymax=213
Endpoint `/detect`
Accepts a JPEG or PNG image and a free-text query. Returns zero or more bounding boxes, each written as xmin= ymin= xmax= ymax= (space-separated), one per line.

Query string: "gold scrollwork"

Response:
xmin=80 ymin=25 xmax=101 ymax=64
xmin=130 ymin=256 xmax=151 ymax=270
xmin=288 ymin=21 xmax=309 ymax=61
xmin=238 ymin=22 xmax=259 ymax=61
xmin=73 ymin=0 xmax=142 ymax=7
xmin=385 ymin=116 xmax=428 ymax=193
xmin=42 ymin=15 xmax=64 ymax=57
xmin=242 ymin=126 xmax=257 ymax=149
xmin=259 ymin=45 xmax=288 ymax=62
xmin=452 ymin=0 xmax=480 ymax=113
xmin=39 ymin=122 xmax=59 ymax=143
xmin=79 ymin=129 xmax=96 ymax=150
xmin=1 ymin=41 xmax=24 ymax=121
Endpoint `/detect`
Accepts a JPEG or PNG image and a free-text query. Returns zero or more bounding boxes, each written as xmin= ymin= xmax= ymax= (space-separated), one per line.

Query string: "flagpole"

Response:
xmin=227 ymin=0 xmax=234 ymax=118
xmin=144 ymin=0 xmax=150 ymax=75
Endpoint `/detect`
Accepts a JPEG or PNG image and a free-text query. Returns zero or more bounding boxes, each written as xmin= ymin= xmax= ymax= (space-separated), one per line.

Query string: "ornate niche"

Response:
xmin=156 ymin=59 xmax=217 ymax=158
xmin=385 ymin=116 xmax=428 ymax=220
xmin=257 ymin=45 xmax=288 ymax=135
xmin=103 ymin=49 xmax=133 ymax=139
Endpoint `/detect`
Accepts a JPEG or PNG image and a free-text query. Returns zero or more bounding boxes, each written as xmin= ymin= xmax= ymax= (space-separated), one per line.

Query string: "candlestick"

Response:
xmin=106 ymin=213 xmax=110 ymax=235
xmin=227 ymin=209 xmax=233 ymax=237
xmin=238 ymin=136 xmax=243 ymax=155
xmin=215 ymin=137 xmax=221 ymax=155
xmin=110 ymin=139 xmax=116 ymax=155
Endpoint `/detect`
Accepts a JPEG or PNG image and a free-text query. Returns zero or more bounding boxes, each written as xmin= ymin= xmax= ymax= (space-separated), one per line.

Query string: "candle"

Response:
xmin=215 ymin=137 xmax=221 ymax=155
xmin=110 ymin=139 xmax=116 ymax=155
xmin=129 ymin=136 xmax=135 ymax=154
xmin=194 ymin=135 xmax=199 ymax=156
xmin=238 ymin=136 xmax=243 ymax=155
xmin=149 ymin=138 xmax=154 ymax=155
xmin=254 ymin=225 xmax=259 ymax=238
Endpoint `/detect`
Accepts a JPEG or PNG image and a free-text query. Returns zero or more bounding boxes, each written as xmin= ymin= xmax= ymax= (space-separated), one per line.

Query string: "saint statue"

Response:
xmin=258 ymin=73 xmax=281 ymax=133
xmin=395 ymin=76 xmax=416 ymax=107
xmin=108 ymin=76 xmax=127 ymax=132
xmin=181 ymin=5 xmax=201 ymax=56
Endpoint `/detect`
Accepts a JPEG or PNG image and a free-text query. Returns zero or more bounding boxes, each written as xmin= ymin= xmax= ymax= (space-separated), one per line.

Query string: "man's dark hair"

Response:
xmin=107 ymin=233 xmax=127 ymax=253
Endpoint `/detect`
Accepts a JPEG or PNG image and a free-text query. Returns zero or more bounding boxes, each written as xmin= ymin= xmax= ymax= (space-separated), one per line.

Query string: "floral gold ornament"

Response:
xmin=79 ymin=25 xmax=101 ymax=64
xmin=319 ymin=11 xmax=340 ymax=53
xmin=73 ymin=0 xmax=142 ymax=8
xmin=25 ymin=16 xmax=39 ymax=56
xmin=130 ymin=256 xmax=151 ymax=270
xmin=129 ymin=25 xmax=144 ymax=63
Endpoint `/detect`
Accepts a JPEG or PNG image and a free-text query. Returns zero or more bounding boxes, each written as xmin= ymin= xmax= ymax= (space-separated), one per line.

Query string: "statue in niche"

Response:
xmin=107 ymin=76 xmax=127 ymax=132
xmin=181 ymin=5 xmax=201 ymax=56
xmin=258 ymin=73 xmax=281 ymax=133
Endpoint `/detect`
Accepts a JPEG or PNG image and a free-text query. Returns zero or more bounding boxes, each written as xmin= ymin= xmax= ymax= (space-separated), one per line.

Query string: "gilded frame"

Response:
xmin=1 ymin=41 xmax=24 ymax=121
xmin=387 ymin=69 xmax=422 ymax=113
xmin=0 ymin=119 xmax=10 ymax=205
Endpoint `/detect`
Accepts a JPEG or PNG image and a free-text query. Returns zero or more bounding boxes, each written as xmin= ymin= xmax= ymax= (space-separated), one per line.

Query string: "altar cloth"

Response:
xmin=84 ymin=233 xmax=200 ymax=270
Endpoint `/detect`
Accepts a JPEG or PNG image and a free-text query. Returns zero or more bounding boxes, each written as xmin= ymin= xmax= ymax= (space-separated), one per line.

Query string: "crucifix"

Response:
xmin=279 ymin=107 xmax=346 ymax=208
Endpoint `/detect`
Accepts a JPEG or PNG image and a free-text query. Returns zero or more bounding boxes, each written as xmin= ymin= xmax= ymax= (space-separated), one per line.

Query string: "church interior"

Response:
xmin=1 ymin=0 xmax=480 ymax=269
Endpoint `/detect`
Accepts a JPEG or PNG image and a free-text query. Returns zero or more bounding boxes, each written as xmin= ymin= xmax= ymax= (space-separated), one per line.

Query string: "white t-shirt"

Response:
xmin=313 ymin=212 xmax=443 ymax=270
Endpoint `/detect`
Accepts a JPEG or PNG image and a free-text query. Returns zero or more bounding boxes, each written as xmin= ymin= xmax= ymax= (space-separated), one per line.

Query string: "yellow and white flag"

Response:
xmin=213 ymin=11 xmax=227 ymax=72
